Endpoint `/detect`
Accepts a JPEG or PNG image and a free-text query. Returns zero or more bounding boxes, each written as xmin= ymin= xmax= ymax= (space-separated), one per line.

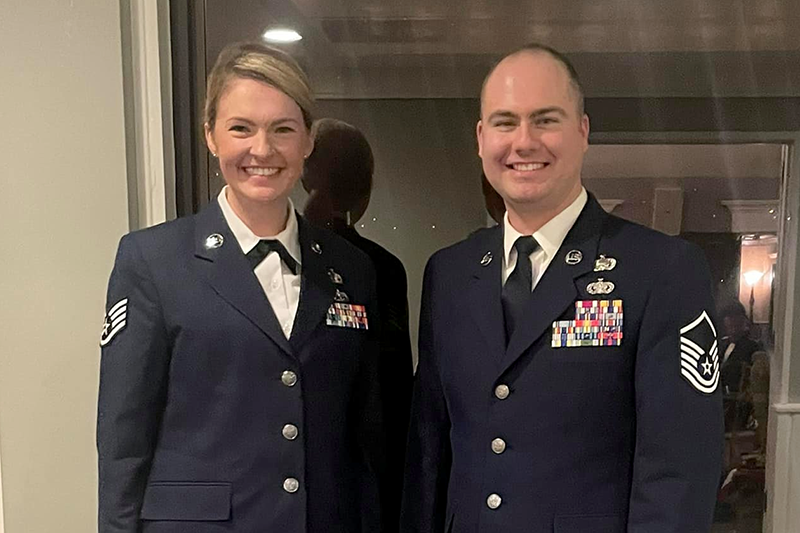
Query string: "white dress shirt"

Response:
xmin=218 ymin=187 xmax=302 ymax=338
xmin=503 ymin=188 xmax=588 ymax=290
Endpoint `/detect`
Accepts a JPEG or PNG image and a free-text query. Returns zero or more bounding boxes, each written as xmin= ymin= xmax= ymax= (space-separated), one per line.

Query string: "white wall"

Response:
xmin=0 ymin=1 xmax=129 ymax=531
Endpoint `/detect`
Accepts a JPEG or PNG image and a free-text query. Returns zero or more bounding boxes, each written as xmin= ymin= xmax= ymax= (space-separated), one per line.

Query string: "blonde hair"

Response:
xmin=204 ymin=42 xmax=315 ymax=130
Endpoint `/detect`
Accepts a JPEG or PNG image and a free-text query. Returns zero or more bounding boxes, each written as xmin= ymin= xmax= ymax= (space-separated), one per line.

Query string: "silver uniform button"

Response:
xmin=283 ymin=477 xmax=300 ymax=493
xmin=281 ymin=370 xmax=298 ymax=387
xmin=491 ymin=438 xmax=506 ymax=454
xmin=282 ymin=424 xmax=299 ymax=440
xmin=494 ymin=384 xmax=510 ymax=400
xmin=487 ymin=493 xmax=502 ymax=509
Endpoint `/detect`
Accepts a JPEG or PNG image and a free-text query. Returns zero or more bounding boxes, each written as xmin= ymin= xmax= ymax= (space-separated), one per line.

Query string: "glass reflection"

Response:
xmin=302 ymin=118 xmax=413 ymax=528
xmin=196 ymin=2 xmax=791 ymax=530
xmin=585 ymin=143 xmax=781 ymax=532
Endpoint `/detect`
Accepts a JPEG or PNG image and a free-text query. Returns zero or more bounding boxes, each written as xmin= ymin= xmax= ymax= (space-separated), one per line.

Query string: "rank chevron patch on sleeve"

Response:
xmin=679 ymin=310 xmax=719 ymax=394
xmin=100 ymin=298 xmax=128 ymax=347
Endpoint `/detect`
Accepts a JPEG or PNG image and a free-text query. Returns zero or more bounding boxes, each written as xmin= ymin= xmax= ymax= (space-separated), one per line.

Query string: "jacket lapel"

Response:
xmin=289 ymin=216 xmax=336 ymax=351
xmin=500 ymin=195 xmax=609 ymax=374
xmin=193 ymin=201 xmax=294 ymax=357
xmin=468 ymin=226 xmax=506 ymax=363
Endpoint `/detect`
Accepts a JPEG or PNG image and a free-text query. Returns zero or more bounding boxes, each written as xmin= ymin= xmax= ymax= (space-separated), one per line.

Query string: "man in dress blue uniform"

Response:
xmin=401 ymin=44 xmax=723 ymax=533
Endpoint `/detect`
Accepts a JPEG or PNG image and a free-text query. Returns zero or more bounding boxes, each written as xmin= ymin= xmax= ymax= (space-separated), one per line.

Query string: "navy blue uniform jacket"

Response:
xmin=97 ymin=200 xmax=385 ymax=533
xmin=333 ymin=225 xmax=415 ymax=532
xmin=401 ymin=194 xmax=723 ymax=533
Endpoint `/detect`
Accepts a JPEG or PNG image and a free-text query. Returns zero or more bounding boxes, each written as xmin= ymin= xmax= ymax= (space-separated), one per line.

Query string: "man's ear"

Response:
xmin=476 ymin=120 xmax=484 ymax=158
xmin=580 ymin=114 xmax=590 ymax=153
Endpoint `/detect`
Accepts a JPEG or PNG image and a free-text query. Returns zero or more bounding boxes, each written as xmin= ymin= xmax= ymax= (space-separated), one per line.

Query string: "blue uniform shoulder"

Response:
xmin=119 ymin=215 xmax=196 ymax=260
xmin=428 ymin=225 xmax=500 ymax=267
xmin=603 ymin=213 xmax=707 ymax=269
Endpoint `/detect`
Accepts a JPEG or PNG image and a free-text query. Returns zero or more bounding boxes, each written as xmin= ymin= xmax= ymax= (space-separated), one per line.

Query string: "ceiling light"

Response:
xmin=262 ymin=28 xmax=302 ymax=43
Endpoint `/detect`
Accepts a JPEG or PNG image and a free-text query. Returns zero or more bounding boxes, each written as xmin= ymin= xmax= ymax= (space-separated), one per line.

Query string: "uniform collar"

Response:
xmin=503 ymin=187 xmax=588 ymax=267
xmin=217 ymin=186 xmax=302 ymax=267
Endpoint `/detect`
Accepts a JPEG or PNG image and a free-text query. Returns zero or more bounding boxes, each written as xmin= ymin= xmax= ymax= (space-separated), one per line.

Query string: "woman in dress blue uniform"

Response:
xmin=97 ymin=42 xmax=385 ymax=533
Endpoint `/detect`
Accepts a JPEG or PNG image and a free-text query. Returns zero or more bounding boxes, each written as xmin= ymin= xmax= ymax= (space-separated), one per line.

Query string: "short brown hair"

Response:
xmin=204 ymin=42 xmax=315 ymax=130
xmin=480 ymin=43 xmax=585 ymax=116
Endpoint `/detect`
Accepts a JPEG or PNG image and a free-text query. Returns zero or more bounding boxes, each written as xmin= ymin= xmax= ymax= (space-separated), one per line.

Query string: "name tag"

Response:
xmin=326 ymin=302 xmax=369 ymax=330
xmin=552 ymin=299 xmax=623 ymax=348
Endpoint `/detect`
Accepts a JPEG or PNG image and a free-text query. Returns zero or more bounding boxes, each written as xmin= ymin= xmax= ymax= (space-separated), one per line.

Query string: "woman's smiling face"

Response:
xmin=205 ymin=77 xmax=313 ymax=207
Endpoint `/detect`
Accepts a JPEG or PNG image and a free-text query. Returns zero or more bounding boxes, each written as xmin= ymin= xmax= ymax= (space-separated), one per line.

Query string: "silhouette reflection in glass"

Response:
xmin=302 ymin=118 xmax=412 ymax=531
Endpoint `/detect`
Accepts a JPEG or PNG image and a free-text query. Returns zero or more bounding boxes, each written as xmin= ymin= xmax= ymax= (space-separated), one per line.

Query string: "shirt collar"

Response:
xmin=217 ymin=186 xmax=302 ymax=266
xmin=503 ymin=187 xmax=588 ymax=266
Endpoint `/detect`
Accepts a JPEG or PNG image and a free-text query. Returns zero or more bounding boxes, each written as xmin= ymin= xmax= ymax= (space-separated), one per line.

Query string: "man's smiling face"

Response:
xmin=477 ymin=51 xmax=589 ymax=218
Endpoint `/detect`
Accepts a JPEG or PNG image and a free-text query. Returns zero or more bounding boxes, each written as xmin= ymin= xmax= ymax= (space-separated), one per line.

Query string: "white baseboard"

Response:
xmin=766 ymin=406 xmax=800 ymax=532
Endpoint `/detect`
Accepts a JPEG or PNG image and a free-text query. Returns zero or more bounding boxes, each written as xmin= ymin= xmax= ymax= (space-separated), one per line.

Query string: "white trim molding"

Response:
xmin=597 ymin=199 xmax=625 ymax=213
xmin=122 ymin=0 xmax=175 ymax=228
xmin=764 ymin=140 xmax=800 ymax=533
xmin=769 ymin=406 xmax=800 ymax=532
xmin=721 ymin=199 xmax=780 ymax=233
xmin=773 ymin=403 xmax=800 ymax=414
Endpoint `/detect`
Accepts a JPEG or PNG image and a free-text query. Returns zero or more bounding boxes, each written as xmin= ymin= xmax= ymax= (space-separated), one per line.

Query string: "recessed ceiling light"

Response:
xmin=262 ymin=28 xmax=302 ymax=43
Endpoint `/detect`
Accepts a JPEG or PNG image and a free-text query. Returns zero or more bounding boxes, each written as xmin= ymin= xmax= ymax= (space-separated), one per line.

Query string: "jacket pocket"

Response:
xmin=140 ymin=482 xmax=231 ymax=521
xmin=554 ymin=513 xmax=625 ymax=533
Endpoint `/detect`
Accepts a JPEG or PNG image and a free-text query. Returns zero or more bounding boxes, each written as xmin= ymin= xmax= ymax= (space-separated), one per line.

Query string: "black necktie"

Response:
xmin=502 ymin=236 xmax=539 ymax=342
xmin=246 ymin=239 xmax=298 ymax=275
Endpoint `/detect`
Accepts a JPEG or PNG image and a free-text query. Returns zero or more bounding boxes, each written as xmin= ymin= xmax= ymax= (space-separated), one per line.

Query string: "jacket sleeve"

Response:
xmin=627 ymin=241 xmax=724 ymax=532
xmin=400 ymin=257 xmax=452 ymax=533
xmin=97 ymin=234 xmax=170 ymax=533
xmin=354 ymin=261 xmax=389 ymax=533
